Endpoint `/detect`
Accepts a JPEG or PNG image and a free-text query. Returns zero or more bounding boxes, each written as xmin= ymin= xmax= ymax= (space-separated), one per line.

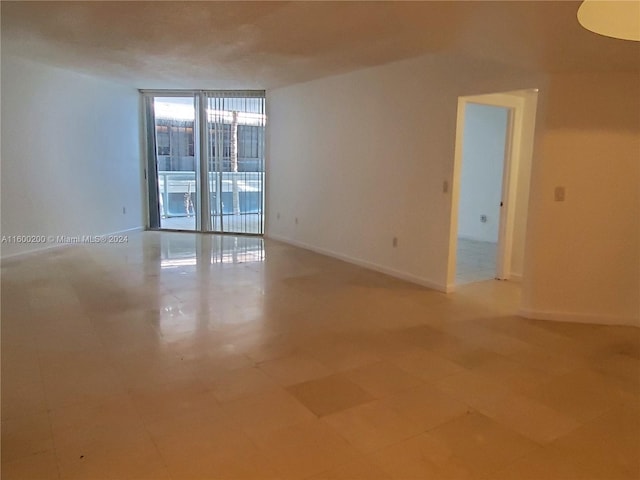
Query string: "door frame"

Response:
xmin=140 ymin=89 xmax=266 ymax=236
xmin=447 ymin=92 xmax=527 ymax=288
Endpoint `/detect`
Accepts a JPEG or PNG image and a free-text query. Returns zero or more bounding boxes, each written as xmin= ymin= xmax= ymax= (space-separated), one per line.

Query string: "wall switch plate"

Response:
xmin=392 ymin=237 xmax=398 ymax=248
xmin=443 ymin=181 xmax=449 ymax=193
xmin=554 ymin=186 xmax=566 ymax=202
xmin=480 ymin=215 xmax=487 ymax=223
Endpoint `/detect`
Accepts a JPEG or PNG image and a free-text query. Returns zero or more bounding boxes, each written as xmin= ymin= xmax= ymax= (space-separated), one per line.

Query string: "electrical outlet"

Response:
xmin=392 ymin=237 xmax=398 ymax=248
xmin=295 ymin=217 xmax=299 ymax=225
xmin=276 ymin=212 xmax=281 ymax=220
xmin=554 ymin=186 xmax=565 ymax=202
xmin=480 ymin=215 xmax=487 ymax=223
xmin=443 ymin=181 xmax=449 ymax=193
xmin=122 ymin=206 xmax=126 ymax=214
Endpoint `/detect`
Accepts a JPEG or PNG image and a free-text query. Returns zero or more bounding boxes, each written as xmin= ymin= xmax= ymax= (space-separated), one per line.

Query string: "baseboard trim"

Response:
xmin=266 ymin=234 xmax=447 ymax=293
xmin=518 ymin=308 xmax=639 ymax=327
xmin=1 ymin=226 xmax=144 ymax=261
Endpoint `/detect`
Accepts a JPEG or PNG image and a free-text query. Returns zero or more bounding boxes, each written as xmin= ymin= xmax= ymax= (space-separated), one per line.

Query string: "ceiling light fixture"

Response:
xmin=577 ymin=0 xmax=640 ymax=41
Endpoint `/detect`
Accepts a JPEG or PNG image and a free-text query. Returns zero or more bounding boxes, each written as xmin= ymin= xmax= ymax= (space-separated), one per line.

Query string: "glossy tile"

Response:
xmin=378 ymin=383 xmax=470 ymax=432
xmin=286 ymin=374 xmax=374 ymax=417
xmin=258 ymin=352 xmax=333 ymax=386
xmin=344 ymin=361 xmax=423 ymax=397
xmin=308 ymin=457 xmax=392 ymax=480
xmin=1 ymin=413 xmax=54 ymax=464
xmin=1 ymin=451 xmax=60 ymax=480
xmin=424 ymin=411 xmax=539 ymax=476
xmin=250 ymin=419 xmax=360 ymax=478
xmin=1 ymin=231 xmax=638 ymax=479
xmin=322 ymin=399 xmax=424 ymax=453
xmin=368 ymin=432 xmax=473 ymax=479
xmin=221 ymin=387 xmax=315 ymax=438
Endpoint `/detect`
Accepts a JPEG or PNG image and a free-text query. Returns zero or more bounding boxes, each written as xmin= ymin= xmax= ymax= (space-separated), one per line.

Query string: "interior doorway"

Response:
xmin=447 ymin=89 xmax=539 ymax=290
xmin=456 ymin=103 xmax=510 ymax=284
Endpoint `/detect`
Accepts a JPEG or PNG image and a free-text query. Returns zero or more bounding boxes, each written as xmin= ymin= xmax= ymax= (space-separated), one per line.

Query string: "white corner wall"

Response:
xmin=1 ymin=56 xmax=144 ymax=258
xmin=521 ymin=73 xmax=640 ymax=326
xmin=458 ymin=103 xmax=508 ymax=243
xmin=266 ymin=54 xmax=542 ymax=291
xmin=509 ymin=90 xmax=538 ymax=279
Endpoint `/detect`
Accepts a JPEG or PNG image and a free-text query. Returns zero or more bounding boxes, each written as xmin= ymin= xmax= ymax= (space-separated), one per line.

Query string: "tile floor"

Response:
xmin=1 ymin=231 xmax=639 ymax=480
xmin=456 ymin=238 xmax=498 ymax=285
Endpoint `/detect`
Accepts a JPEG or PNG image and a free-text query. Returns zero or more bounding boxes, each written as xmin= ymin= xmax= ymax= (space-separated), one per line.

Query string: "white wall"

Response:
xmin=457 ymin=103 xmax=508 ymax=243
xmin=510 ymin=90 xmax=538 ymax=279
xmin=1 ymin=55 xmax=144 ymax=257
xmin=521 ymin=73 xmax=640 ymax=326
xmin=266 ymin=54 xmax=542 ymax=291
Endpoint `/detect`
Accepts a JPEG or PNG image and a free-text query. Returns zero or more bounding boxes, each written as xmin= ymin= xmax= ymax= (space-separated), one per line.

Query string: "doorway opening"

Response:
xmin=447 ymin=89 xmax=539 ymax=290
xmin=456 ymin=103 xmax=510 ymax=284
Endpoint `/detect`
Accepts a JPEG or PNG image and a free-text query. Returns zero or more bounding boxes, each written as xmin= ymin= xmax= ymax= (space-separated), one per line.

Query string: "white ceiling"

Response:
xmin=2 ymin=1 xmax=639 ymax=89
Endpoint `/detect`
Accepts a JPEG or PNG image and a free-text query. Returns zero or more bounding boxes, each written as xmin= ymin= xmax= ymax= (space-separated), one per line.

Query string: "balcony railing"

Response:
xmin=158 ymin=171 xmax=264 ymax=218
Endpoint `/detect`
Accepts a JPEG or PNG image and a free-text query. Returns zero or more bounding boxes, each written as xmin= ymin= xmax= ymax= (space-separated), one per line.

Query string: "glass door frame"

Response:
xmin=141 ymin=89 xmax=266 ymax=236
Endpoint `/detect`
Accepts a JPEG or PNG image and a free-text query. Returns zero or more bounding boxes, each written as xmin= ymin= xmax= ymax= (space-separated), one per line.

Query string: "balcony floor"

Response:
xmin=161 ymin=213 xmax=262 ymax=234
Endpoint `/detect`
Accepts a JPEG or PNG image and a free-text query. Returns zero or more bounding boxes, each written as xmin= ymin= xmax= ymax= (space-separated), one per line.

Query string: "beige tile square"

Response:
xmin=345 ymin=361 xmax=423 ymax=397
xmin=388 ymin=348 xmax=465 ymax=382
xmin=546 ymin=404 xmax=640 ymax=478
xmin=434 ymin=370 xmax=511 ymax=411
xmin=491 ymin=442 xmax=637 ymax=480
xmin=462 ymin=330 xmax=533 ymax=356
xmin=1 ymin=377 xmax=49 ymax=420
xmin=42 ymin=364 xmax=126 ymax=410
xmin=425 ymin=411 xmax=539 ymax=476
xmin=148 ymin=408 xmax=278 ymax=480
xmin=258 ymin=352 xmax=333 ymax=386
xmin=128 ymin=379 xmax=219 ymax=425
xmin=207 ymin=366 xmax=279 ymax=402
xmin=1 ymin=451 xmax=60 ymax=480
xmin=379 ymin=383 xmax=469 ymax=431
xmin=286 ymin=374 xmax=375 ymax=417
xmin=391 ymin=325 xmax=450 ymax=350
xmin=507 ymin=345 xmax=586 ymax=376
xmin=243 ymin=334 xmax=299 ymax=363
xmin=470 ymin=354 xmax=553 ymax=393
xmin=252 ymin=419 xmax=361 ymax=478
xmin=436 ymin=345 xmax=506 ymax=370
xmin=477 ymin=392 xmax=581 ymax=444
xmin=524 ymin=369 xmax=634 ymax=422
xmin=308 ymin=457 xmax=393 ymax=480
xmin=221 ymin=387 xmax=315 ymax=437
xmin=367 ymin=433 xmax=473 ymax=479
xmin=322 ymin=399 xmax=424 ymax=453
xmin=1 ymin=413 xmax=54 ymax=464
xmin=49 ymin=394 xmax=149 ymax=454
xmin=302 ymin=335 xmax=382 ymax=372
xmin=162 ymin=442 xmax=280 ymax=480
xmin=55 ymin=442 xmax=171 ymax=480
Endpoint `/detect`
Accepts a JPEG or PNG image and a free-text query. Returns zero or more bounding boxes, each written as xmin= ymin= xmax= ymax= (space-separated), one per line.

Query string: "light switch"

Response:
xmin=554 ymin=186 xmax=565 ymax=202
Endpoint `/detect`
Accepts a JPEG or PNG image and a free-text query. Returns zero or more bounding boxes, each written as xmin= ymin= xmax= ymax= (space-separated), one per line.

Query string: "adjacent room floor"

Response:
xmin=2 ymin=232 xmax=639 ymax=480
xmin=456 ymin=237 xmax=498 ymax=285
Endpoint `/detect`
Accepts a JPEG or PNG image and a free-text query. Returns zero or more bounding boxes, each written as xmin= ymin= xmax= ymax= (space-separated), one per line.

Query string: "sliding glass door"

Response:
xmin=144 ymin=91 xmax=265 ymax=235
xmin=152 ymin=95 xmax=199 ymax=231
xmin=206 ymin=93 xmax=265 ymax=234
